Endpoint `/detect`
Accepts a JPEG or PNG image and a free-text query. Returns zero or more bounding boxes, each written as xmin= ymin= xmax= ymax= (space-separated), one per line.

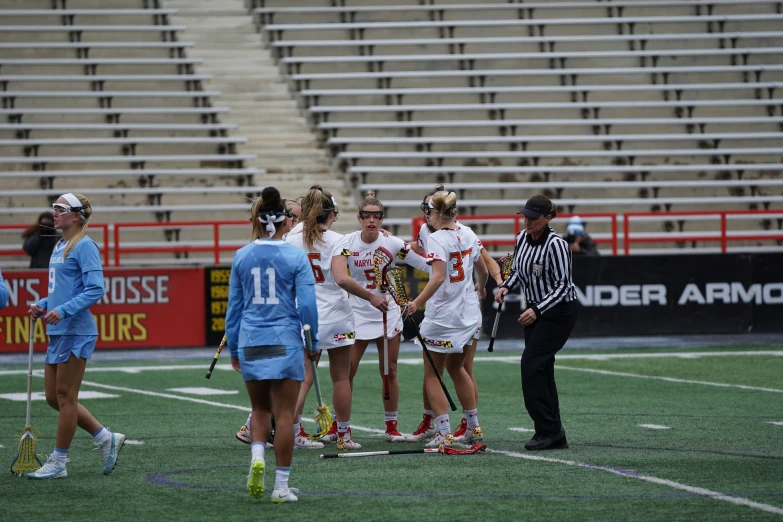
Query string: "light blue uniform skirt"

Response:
xmin=46 ymin=335 xmax=98 ymax=365
xmin=239 ymin=345 xmax=306 ymax=382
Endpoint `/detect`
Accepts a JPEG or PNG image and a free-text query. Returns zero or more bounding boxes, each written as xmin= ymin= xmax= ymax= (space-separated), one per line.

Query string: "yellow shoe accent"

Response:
xmin=247 ymin=460 xmax=265 ymax=499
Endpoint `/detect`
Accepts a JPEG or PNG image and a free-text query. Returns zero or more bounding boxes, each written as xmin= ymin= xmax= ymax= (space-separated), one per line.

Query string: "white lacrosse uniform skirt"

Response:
xmin=319 ymin=316 xmax=356 ymax=350
xmin=415 ymin=319 xmax=481 ymax=354
xmin=354 ymin=304 xmax=404 ymax=341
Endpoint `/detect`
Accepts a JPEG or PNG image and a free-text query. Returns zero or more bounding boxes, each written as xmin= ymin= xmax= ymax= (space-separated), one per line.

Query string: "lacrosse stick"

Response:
xmin=10 ymin=316 xmax=42 ymax=476
xmin=372 ymin=247 xmax=393 ymax=402
xmin=321 ymin=443 xmax=486 ymax=459
xmin=304 ymin=324 xmax=334 ymax=437
xmin=386 ymin=267 xmax=457 ymax=412
xmin=488 ymin=255 xmax=515 ymax=353
xmin=205 ymin=334 xmax=226 ymax=379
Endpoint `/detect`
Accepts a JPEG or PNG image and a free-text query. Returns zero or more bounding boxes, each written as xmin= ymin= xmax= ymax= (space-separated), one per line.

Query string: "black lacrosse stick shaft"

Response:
xmin=407 ymin=317 xmax=457 ymax=411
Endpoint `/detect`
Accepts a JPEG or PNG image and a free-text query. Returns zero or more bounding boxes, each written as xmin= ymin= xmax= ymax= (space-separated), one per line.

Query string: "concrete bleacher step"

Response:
xmin=162 ymin=0 xmax=351 ymax=202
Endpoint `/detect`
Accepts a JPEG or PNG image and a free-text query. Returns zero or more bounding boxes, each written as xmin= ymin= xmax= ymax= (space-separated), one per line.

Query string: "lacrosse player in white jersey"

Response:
xmin=409 ymin=186 xmax=502 ymax=442
xmin=333 ymin=191 xmax=430 ymax=442
xmin=403 ymin=191 xmax=489 ymax=448
xmin=287 ymin=186 xmax=362 ymax=450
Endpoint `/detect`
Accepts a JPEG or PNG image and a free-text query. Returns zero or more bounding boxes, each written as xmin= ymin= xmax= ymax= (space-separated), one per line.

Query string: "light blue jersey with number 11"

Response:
xmin=226 ymin=239 xmax=319 ymax=357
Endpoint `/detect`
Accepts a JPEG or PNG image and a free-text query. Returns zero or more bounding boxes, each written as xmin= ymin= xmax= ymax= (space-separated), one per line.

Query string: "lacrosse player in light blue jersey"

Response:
xmin=226 ymin=186 xmax=319 ymax=504
xmin=0 ymin=268 xmax=8 ymax=309
xmin=27 ymin=193 xmax=124 ymax=480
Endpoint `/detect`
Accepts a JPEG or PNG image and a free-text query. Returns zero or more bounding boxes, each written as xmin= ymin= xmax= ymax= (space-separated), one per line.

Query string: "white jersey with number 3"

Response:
xmin=425 ymin=228 xmax=481 ymax=329
xmin=286 ymin=228 xmax=352 ymax=324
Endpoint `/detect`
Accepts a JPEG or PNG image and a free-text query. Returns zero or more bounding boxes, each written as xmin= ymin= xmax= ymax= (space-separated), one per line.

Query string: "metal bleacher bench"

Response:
xmin=0 ymin=185 xmax=266 ymax=198
xmin=0 ymin=137 xmax=246 ymax=156
xmin=281 ymin=47 xmax=783 ymax=74
xmin=0 ymin=90 xmax=219 ymax=110
xmin=302 ymin=81 xmax=782 ymax=106
xmin=271 ymin=31 xmax=782 ymax=57
xmin=0 ymin=41 xmax=195 ymax=59
xmin=263 ymin=13 xmax=783 ymax=40
xmin=348 ymin=163 xmax=783 ymax=183
xmin=1 ymin=106 xmax=230 ymax=124
xmin=328 ymin=132 xmax=782 ymax=150
xmin=0 ymin=25 xmax=186 ymax=41
xmin=0 ymin=58 xmax=202 ymax=76
xmin=252 ymin=0 xmax=780 ymax=19
xmin=320 ymin=117 xmax=783 ymax=136
xmin=0 ymin=167 xmax=266 ymax=188
xmin=0 ymin=154 xmax=255 ymax=166
xmin=291 ymin=65 xmax=783 ymax=91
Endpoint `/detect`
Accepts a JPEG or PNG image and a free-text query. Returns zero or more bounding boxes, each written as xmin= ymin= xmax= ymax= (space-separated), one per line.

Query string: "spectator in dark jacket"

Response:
xmin=22 ymin=211 xmax=59 ymax=269
xmin=564 ymin=216 xmax=600 ymax=256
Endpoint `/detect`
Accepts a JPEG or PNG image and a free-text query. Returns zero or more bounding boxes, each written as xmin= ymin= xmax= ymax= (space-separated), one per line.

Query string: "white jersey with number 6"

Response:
xmin=286 ymin=228 xmax=352 ymax=324
xmin=424 ymin=228 xmax=481 ymax=329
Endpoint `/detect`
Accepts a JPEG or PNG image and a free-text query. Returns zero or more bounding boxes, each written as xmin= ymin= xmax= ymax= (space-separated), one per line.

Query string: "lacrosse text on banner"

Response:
xmin=0 ymin=267 xmax=205 ymax=352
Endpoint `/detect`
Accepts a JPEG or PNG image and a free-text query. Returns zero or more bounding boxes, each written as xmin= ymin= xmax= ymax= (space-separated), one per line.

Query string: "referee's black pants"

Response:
xmin=521 ymin=300 xmax=577 ymax=437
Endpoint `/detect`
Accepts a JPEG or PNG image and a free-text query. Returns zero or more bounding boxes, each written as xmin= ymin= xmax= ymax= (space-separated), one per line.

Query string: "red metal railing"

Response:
xmin=623 ymin=209 xmax=783 ymax=255
xmin=0 ymin=223 xmax=110 ymax=266
xmin=412 ymin=212 xmax=619 ymax=255
xmin=113 ymin=221 xmax=247 ymax=266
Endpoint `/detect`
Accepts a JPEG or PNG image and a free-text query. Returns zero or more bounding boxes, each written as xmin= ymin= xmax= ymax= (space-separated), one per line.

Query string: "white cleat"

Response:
xmin=425 ymin=432 xmax=454 ymax=449
xmin=26 ymin=455 xmax=67 ymax=480
xmin=100 ymin=432 xmax=125 ymax=475
xmin=410 ymin=416 xmax=437 ymax=442
xmin=337 ymin=430 xmax=362 ymax=450
xmin=295 ymin=433 xmax=324 ymax=450
xmin=236 ymin=424 xmax=251 ymax=444
xmin=271 ymin=488 xmax=299 ymax=503
xmin=460 ymin=426 xmax=484 ymax=443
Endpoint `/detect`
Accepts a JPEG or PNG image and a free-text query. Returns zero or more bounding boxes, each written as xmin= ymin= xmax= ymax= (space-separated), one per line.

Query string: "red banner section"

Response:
xmin=0 ymin=267 xmax=205 ymax=352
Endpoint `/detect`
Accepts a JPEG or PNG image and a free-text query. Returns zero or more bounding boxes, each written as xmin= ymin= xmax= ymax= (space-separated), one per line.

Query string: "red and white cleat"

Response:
xmin=409 ymin=415 xmax=436 ymax=442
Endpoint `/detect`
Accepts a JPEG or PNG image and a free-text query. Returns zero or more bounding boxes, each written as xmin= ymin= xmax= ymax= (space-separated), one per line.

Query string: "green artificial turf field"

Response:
xmin=1 ymin=345 xmax=782 ymax=521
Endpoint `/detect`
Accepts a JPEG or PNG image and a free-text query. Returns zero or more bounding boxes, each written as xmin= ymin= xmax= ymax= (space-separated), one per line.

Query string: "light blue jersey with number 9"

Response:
xmin=36 ymin=236 xmax=104 ymax=336
xmin=226 ymin=239 xmax=319 ymax=357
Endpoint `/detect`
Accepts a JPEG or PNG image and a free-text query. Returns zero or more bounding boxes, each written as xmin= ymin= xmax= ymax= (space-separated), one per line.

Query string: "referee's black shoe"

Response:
xmin=525 ymin=429 xmax=568 ymax=450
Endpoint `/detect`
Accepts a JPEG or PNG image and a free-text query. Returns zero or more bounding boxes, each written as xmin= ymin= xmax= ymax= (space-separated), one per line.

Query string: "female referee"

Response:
xmin=27 ymin=193 xmax=125 ymax=479
xmin=496 ymin=194 xmax=577 ymax=451
xmin=226 ymin=187 xmax=319 ymax=503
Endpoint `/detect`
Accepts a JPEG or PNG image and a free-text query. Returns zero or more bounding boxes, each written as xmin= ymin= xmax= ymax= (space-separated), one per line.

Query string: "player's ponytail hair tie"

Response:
xmin=257 ymin=211 xmax=286 ymax=237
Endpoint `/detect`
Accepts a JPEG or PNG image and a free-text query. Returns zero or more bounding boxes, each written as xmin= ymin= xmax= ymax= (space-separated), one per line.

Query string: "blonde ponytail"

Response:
xmin=62 ymin=193 xmax=92 ymax=259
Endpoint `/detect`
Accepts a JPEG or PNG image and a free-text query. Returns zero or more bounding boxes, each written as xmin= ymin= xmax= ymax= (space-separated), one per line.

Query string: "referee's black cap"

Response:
xmin=518 ymin=195 xmax=554 ymax=218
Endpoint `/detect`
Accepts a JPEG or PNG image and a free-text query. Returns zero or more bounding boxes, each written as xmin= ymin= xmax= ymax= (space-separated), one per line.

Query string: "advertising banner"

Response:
xmin=0 ymin=267 xmax=205 ymax=352
xmin=480 ymin=254 xmax=783 ymax=338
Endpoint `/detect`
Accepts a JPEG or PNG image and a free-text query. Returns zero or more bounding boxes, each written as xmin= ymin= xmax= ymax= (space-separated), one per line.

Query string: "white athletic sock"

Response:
xmin=337 ymin=421 xmax=351 ymax=435
xmin=384 ymin=411 xmax=398 ymax=422
xmin=92 ymin=426 xmax=111 ymax=446
xmin=465 ymin=409 xmax=479 ymax=429
xmin=423 ymin=409 xmax=434 ymax=418
xmin=462 ymin=411 xmax=467 ymax=421
xmin=251 ymin=441 xmax=265 ymax=462
xmin=52 ymin=447 xmax=69 ymax=465
xmin=275 ymin=466 xmax=291 ymax=491
xmin=245 ymin=413 xmax=252 ymax=426
xmin=435 ymin=414 xmax=451 ymax=436
xmin=293 ymin=422 xmax=301 ymax=436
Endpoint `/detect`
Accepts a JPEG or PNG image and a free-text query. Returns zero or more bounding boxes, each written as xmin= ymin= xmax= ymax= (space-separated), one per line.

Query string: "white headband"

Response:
xmin=61 ymin=193 xmax=82 ymax=208
xmin=257 ymin=212 xmax=287 ymax=237
xmin=331 ymin=197 xmax=338 ymax=208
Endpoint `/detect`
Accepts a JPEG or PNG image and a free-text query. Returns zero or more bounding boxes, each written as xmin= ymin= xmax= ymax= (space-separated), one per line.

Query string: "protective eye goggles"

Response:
xmin=52 ymin=203 xmax=84 ymax=214
xmin=358 ymin=210 xmax=384 ymax=220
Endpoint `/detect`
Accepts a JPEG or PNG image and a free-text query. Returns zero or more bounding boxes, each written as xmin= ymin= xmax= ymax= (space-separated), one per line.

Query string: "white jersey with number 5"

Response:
xmin=425 ymin=228 xmax=481 ymax=329
xmin=336 ymin=232 xmax=429 ymax=327
xmin=286 ymin=228 xmax=352 ymax=324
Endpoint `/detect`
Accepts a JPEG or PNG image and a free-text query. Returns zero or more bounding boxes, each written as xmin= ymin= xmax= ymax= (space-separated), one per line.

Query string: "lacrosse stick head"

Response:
xmin=385 ymin=268 xmax=410 ymax=307
xmin=498 ymin=254 xmax=514 ymax=282
xmin=372 ymin=247 xmax=393 ymax=293
xmin=10 ymin=427 xmax=42 ymax=476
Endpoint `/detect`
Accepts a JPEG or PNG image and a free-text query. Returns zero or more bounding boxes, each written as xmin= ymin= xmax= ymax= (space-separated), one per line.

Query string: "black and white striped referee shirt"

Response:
xmin=501 ymin=227 xmax=576 ymax=316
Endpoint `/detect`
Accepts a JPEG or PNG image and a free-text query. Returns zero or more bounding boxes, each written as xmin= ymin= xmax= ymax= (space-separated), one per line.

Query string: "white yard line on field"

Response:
xmin=638 ymin=424 xmax=670 ymax=430
xmin=555 ymin=366 xmax=783 ymax=393
xmin=54 ymin=375 xmax=783 ymax=517
xmin=508 ymin=427 xmax=535 ymax=433
xmin=2 ymin=349 xmax=782 ymax=377
xmin=768 ymin=421 xmax=783 ymax=426
xmin=486 ymin=449 xmax=783 ymax=517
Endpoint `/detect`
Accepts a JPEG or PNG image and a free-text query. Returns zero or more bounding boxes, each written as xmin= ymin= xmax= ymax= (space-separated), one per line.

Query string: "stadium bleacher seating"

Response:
xmin=247 ymin=0 xmax=783 ymax=253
